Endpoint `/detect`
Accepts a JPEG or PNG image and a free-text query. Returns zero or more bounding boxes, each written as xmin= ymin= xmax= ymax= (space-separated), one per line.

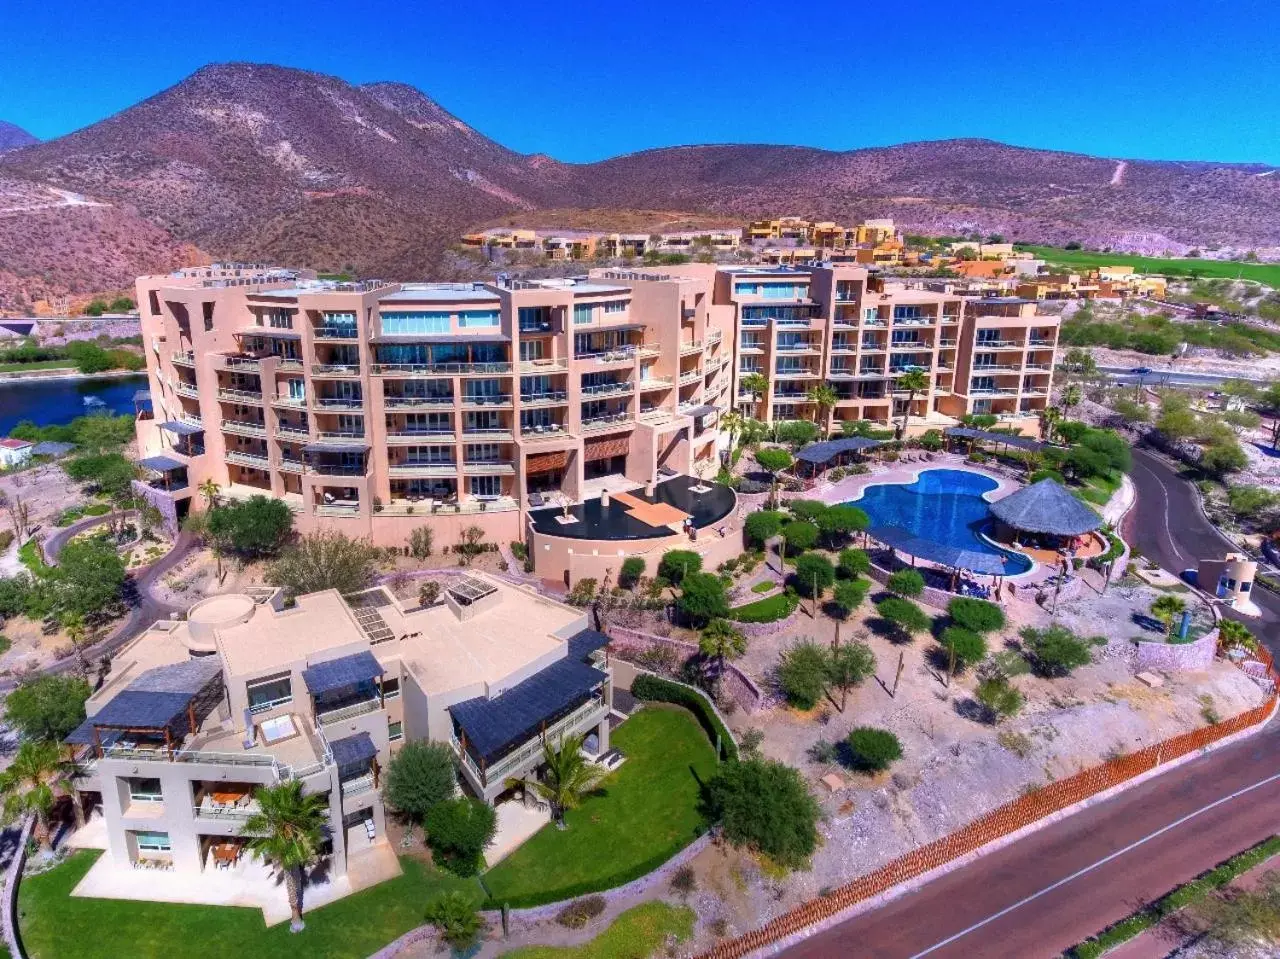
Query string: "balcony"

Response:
xmin=451 ymin=695 xmax=608 ymax=789
xmin=637 ymin=344 xmax=661 ymax=359
xmin=463 ymin=460 xmax=516 ymax=475
xmin=581 ymin=412 xmax=633 ymax=431
xmin=461 ymin=394 xmax=512 ymax=409
xmin=340 ymin=772 xmax=376 ymax=798
xmin=171 ymin=351 xmax=195 ymax=367
xmin=308 ymin=461 xmax=369 ymax=477
xmin=520 ymin=424 xmax=568 ymax=441
xmin=277 ymin=456 xmax=305 ymax=473
xmin=1023 ymin=362 xmax=1053 ymax=372
xmin=217 ymin=355 xmax=261 ymax=372
xmin=312 ymin=326 xmax=359 ymax=341
xmin=581 ymin=381 xmax=633 ymax=397
xmin=312 ymin=396 xmax=365 ymax=411
xmin=311 ymin=363 xmax=362 ymax=377
xmin=638 ymin=377 xmax=673 ymax=390
xmin=971 ymin=364 xmax=1021 ymax=374
xmin=371 ymin=361 xmax=512 ymax=376
xmin=462 ymin=428 xmax=514 ymax=442
xmin=889 ymin=341 xmax=928 ymax=352
xmin=678 ymin=341 xmax=703 ymax=356
xmin=773 ymin=368 xmax=819 ymax=380
xmin=384 ymin=394 xmax=453 ymax=408
xmin=315 ymin=431 xmax=367 ymax=445
xmin=317 ymin=697 xmax=381 ymax=726
xmin=518 ymin=357 xmax=568 ymax=373
xmin=174 ymin=383 xmax=200 ymax=399
xmin=217 ymin=387 xmax=263 ymax=404
xmin=278 ymin=358 xmax=305 ymax=372
xmin=937 ymin=339 xmax=958 ymax=349
xmin=388 ymin=462 xmax=457 ymax=477
xmin=192 ymin=803 xmax=257 ymax=824
xmin=520 ymin=391 xmax=569 ymax=407
xmin=386 ymin=429 xmax=454 ymax=444
xmin=225 ymin=451 xmax=270 ymax=470
xmin=221 ymin=420 xmax=267 ymax=438
xmin=678 ymin=368 xmax=703 ymax=386
xmin=1027 ymin=338 xmax=1056 ymax=349
xmin=974 ymin=340 xmax=1024 ymax=350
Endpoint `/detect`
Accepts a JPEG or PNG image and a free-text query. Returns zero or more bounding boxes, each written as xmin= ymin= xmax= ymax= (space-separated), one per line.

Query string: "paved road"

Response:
xmin=785 ymin=722 xmax=1280 ymax=959
xmin=1098 ymin=366 xmax=1261 ymax=388
xmin=1125 ymin=447 xmax=1280 ymax=650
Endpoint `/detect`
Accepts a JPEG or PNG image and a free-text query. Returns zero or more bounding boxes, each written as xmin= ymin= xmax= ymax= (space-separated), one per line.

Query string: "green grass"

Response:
xmin=750 ymin=580 xmax=777 ymax=594
xmin=18 ymin=851 xmax=481 ymax=959
xmin=729 ymin=591 xmax=799 ymax=623
xmin=481 ymin=706 xmax=717 ymax=908
xmin=499 ymin=902 xmax=696 ymax=959
xmin=17 ymin=539 xmax=49 ymax=574
xmin=0 ymin=360 xmax=78 ymax=374
xmin=1067 ymin=835 xmax=1280 ymax=959
xmin=1022 ymin=245 xmax=1280 ymax=287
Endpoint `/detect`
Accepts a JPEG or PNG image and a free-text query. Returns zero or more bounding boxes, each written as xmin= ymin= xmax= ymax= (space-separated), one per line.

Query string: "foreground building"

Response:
xmin=132 ymin=265 xmax=734 ymax=550
xmin=67 ymin=574 xmax=612 ymax=884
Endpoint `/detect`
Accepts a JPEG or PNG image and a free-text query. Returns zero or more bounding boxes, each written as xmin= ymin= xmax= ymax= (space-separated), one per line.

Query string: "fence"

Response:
xmin=697 ymin=681 xmax=1279 ymax=959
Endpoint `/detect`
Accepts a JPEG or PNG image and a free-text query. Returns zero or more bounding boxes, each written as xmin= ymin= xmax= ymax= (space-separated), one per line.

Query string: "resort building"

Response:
xmin=66 ymin=574 xmax=613 ymax=884
xmin=131 ymin=266 xmax=734 ymax=552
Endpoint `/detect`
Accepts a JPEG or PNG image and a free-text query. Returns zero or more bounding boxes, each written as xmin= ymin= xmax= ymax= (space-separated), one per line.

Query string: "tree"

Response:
xmin=793 ymin=553 xmax=835 ymax=600
xmin=61 ymin=611 xmax=91 ymax=678
xmin=1190 ymin=869 xmax=1280 ymax=951
xmin=740 ymin=372 xmax=769 ymax=403
xmin=197 ymin=478 xmax=221 ymax=510
xmin=830 ymin=580 xmax=869 ymax=645
xmin=1257 ymin=381 xmax=1280 ymax=450
xmin=838 ymin=548 xmax=871 ymax=579
xmin=5 ymin=674 xmax=91 ymax=743
xmin=876 ymin=597 xmax=931 ymax=643
xmin=408 ymin=527 xmax=434 ymax=559
xmin=1 ymin=492 xmax=32 ymax=539
xmin=64 ymin=453 xmax=136 ymax=498
xmin=618 ymin=556 xmax=645 ymax=589
xmin=845 ymin=727 xmax=903 ymax=773
xmin=939 ymin=626 xmax=986 ymax=678
xmin=1021 ymin=624 xmax=1093 ymax=677
xmin=948 ymin=597 xmax=1006 ymax=634
xmin=1061 ymin=383 xmax=1083 ymax=415
xmin=787 ymin=499 xmax=828 ymax=523
xmin=383 ymin=741 xmax=457 ymax=825
xmin=1201 ymin=440 xmax=1248 ymax=476
xmin=754 ymin=448 xmax=793 ymax=507
xmin=1062 ymin=348 xmax=1097 ymax=381
xmin=699 ymin=619 xmax=747 ymax=690
xmin=974 ymin=671 xmax=1024 ymax=723
xmin=1222 ymin=409 xmax=1261 ymax=435
xmin=1151 ymin=594 xmax=1187 ymax=637
xmin=1111 ymin=398 xmax=1149 ymax=425
xmin=53 ymin=537 xmax=126 ymax=620
xmin=1218 ymin=619 xmax=1258 ymax=653
xmin=1156 ymin=397 xmax=1198 ymax=441
xmin=658 ymin=549 xmax=702 ymax=586
xmin=524 ymin=733 xmax=607 ymax=828
xmin=826 ymin=640 xmax=875 ymax=711
xmin=805 ymin=382 xmax=839 ymax=428
xmin=815 ymin=504 xmax=868 ymax=547
xmin=886 ymin=569 xmax=924 ymax=598
xmin=781 ymin=520 xmax=819 ymax=553
xmin=206 ymin=496 xmax=293 ymax=558
xmin=418 ymin=580 xmax=441 ymax=607
xmin=704 ymin=758 xmax=820 ymax=869
xmin=1038 ymin=406 xmax=1062 ymax=443
xmin=243 ymin=780 xmax=330 ymax=932
xmin=423 ymin=797 xmax=496 ymax=876
xmin=423 ymin=891 xmax=485 ymax=952
xmin=0 ymin=740 xmax=72 ymax=849
xmin=457 ymin=525 xmax=487 ymax=566
xmin=777 ymin=639 xmax=830 ymax=710
xmin=266 ymin=530 xmax=382 ymax=598
xmin=678 ymin=572 xmax=729 ymax=626
xmin=894 ymin=369 xmax=930 ymax=438
xmin=720 ymin=409 xmax=744 ymax=451
xmin=744 ymin=510 xmax=785 ymax=548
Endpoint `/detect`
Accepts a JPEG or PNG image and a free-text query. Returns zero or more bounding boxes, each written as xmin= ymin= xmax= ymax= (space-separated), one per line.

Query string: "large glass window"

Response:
xmin=470 ymin=475 xmax=502 ymax=497
xmin=246 ymin=673 xmax=293 ymax=713
xmin=266 ymin=309 xmax=293 ymax=329
xmin=573 ymin=304 xmax=594 ymax=325
xmin=128 ymin=778 xmax=163 ymax=802
xmin=603 ymin=300 xmax=628 ymax=314
xmin=381 ymin=311 xmax=450 ymax=336
xmin=893 ymin=306 xmax=924 ymax=321
xmin=518 ymin=306 xmax=552 ymax=331
xmin=134 ymin=831 xmax=171 ymax=852
xmin=388 ymin=720 xmax=403 ymax=742
xmin=460 ymin=310 xmax=499 ymax=328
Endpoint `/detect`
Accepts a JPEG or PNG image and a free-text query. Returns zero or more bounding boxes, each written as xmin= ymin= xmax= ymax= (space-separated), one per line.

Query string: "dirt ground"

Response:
xmin=151 ymin=550 xmax=271 ymax=607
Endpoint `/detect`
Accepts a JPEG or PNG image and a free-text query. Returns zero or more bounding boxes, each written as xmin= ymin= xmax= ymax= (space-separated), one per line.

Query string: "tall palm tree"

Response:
xmin=198 ymin=478 xmax=221 ymax=511
xmin=698 ymin=618 xmax=747 ymax=693
xmin=1038 ymin=406 xmax=1062 ymax=443
xmin=243 ymin=780 xmax=330 ymax=933
xmin=525 ymin=733 xmax=607 ymax=829
xmin=0 ymin=740 xmax=73 ymax=850
xmin=1151 ymin=594 xmax=1187 ymax=637
xmin=894 ymin=369 xmax=930 ymax=439
xmin=1061 ymin=384 xmax=1083 ymax=417
xmin=740 ymin=373 xmax=769 ymax=416
xmin=805 ymin=383 xmax=839 ymax=433
xmin=62 ymin=612 xmax=91 ymax=679
xmin=719 ymin=410 xmax=744 ymax=455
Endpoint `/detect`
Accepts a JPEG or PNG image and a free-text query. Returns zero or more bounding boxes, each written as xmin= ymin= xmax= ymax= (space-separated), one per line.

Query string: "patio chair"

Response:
xmin=364 ymin=818 xmax=376 ymax=841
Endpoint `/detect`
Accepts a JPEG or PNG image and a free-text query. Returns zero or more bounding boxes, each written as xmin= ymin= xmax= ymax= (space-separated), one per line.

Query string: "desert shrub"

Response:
xmin=555 ymin=896 xmax=607 ymax=929
xmin=1021 ymin=624 xmax=1093 ymax=677
xmin=658 ymin=550 xmax=703 ymax=585
xmin=407 ymin=527 xmax=434 ymax=559
xmin=886 ymin=569 xmax=924 ymax=598
xmin=566 ymin=578 xmax=598 ymax=607
xmin=947 ymin=597 xmax=1006 ymax=634
xmin=704 ymin=758 xmax=820 ymax=869
xmin=678 ymin=572 xmax=730 ymax=626
xmin=875 ymin=597 xmax=931 ymax=642
xmin=939 ymin=626 xmax=987 ymax=672
xmin=669 ymin=866 xmax=697 ymax=897
xmin=777 ymin=639 xmax=829 ymax=710
xmin=619 ymin=556 xmax=645 ymax=589
xmin=845 ymin=727 xmax=903 ymax=772
xmin=418 ymin=581 xmax=441 ymax=607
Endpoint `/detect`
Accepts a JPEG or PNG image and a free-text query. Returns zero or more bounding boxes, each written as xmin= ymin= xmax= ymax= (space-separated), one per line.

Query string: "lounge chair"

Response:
xmin=529 ymin=492 xmax=545 ymax=508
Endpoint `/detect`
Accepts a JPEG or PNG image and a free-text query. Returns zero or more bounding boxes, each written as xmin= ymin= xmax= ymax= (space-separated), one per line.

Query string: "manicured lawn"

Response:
xmin=499 ymin=902 xmax=695 ymax=958
xmin=18 ymin=851 xmax=480 ymax=959
xmin=1022 ymin=245 xmax=1280 ymax=287
xmin=0 ymin=360 xmax=77 ymax=374
xmin=750 ymin=580 xmax=776 ymax=594
xmin=1073 ymin=471 xmax=1122 ymax=508
xmin=729 ymin=591 xmax=798 ymax=623
xmin=481 ymin=706 xmax=717 ymax=908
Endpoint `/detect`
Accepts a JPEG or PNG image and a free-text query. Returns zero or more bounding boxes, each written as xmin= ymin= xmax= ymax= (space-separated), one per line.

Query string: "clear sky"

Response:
xmin=3 ymin=0 xmax=1279 ymax=165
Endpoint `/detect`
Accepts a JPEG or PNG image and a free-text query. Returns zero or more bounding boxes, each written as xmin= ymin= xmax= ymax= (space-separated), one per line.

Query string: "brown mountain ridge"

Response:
xmin=1 ymin=62 xmax=1277 ymax=310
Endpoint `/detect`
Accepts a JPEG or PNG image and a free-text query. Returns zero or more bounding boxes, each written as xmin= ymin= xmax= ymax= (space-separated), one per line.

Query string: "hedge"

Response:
xmin=631 ymin=674 xmax=738 ymax=761
xmin=1089 ymin=531 xmax=1126 ymax=569
xmin=1067 ymin=834 xmax=1280 ymax=959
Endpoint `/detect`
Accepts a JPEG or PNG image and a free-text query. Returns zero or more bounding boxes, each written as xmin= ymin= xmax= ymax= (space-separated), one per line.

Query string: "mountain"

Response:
xmin=1 ymin=62 xmax=1278 ymax=311
xmin=0 ymin=121 xmax=37 ymax=153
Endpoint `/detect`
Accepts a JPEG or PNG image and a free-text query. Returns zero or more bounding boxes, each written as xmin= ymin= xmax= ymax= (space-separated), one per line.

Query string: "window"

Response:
xmin=128 ymin=778 xmax=163 ymax=803
xmin=977 ymin=329 xmax=1002 ymax=344
xmin=460 ymin=310 xmax=499 ymax=328
xmin=267 ymin=309 xmax=294 ymax=329
xmin=388 ymin=720 xmax=404 ymax=742
xmin=893 ymin=306 xmax=923 ymax=321
xmin=382 ymin=677 xmax=400 ymax=700
xmin=518 ymin=306 xmax=551 ymax=332
xmin=148 ymin=291 xmax=161 ymax=316
xmin=733 ymin=282 xmax=759 ymax=296
xmin=202 ymin=302 xmax=214 ymax=331
xmin=134 ymin=831 xmax=171 ymax=852
xmin=603 ymin=300 xmax=628 ymax=314
xmin=382 ymin=311 xmax=450 ymax=335
xmin=466 ymin=443 xmax=500 ymax=462
xmin=470 ymin=475 xmax=502 ymax=497
xmin=573 ymin=304 xmax=594 ymax=325
xmin=246 ymin=674 xmax=293 ymax=713
xmin=864 ymin=308 xmax=878 ymax=321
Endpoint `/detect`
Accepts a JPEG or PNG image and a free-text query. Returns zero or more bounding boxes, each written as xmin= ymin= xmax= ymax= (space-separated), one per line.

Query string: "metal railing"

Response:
xmin=638 ymin=378 xmax=673 ymax=389
xmin=581 ymin=381 xmax=632 ymax=396
xmin=520 ymin=391 xmax=569 ymax=405
xmin=518 ymin=357 xmax=568 ymax=372
xmin=389 ymin=462 xmax=457 ymax=476
xmin=341 ymin=772 xmax=376 ymax=797
xmin=192 ymin=804 xmax=256 ymax=822
xmin=461 ymin=394 xmax=512 ymax=406
xmin=451 ymin=695 xmax=607 ymax=788
xmin=226 ymin=451 xmax=270 ymax=468
xmin=317 ymin=698 xmax=381 ymax=726
xmin=271 ymin=394 xmax=306 ymax=407
xmin=384 ymin=395 xmax=454 ymax=408
xmin=218 ymin=388 xmax=263 ymax=402
xmin=312 ymin=397 xmax=365 ymax=409
xmin=276 ymin=424 xmax=309 ymax=437
xmin=315 ymin=431 xmax=367 ymax=443
xmin=679 ymin=340 xmax=703 ymax=355
xmin=171 ymin=352 xmax=195 ymax=366
xmin=311 ymin=364 xmax=362 ymax=376
xmin=386 ymin=429 xmax=454 ymax=441
xmin=308 ymin=462 xmax=369 ymax=476
xmin=222 ymin=420 xmax=267 ymax=436
xmin=577 ymin=346 xmax=639 ymax=363
xmin=174 ymin=383 xmax=200 ymax=398
xmin=219 ymin=355 xmax=262 ymax=371
xmin=463 ymin=460 xmax=515 ymax=473
xmin=679 ymin=369 xmax=703 ymax=385
xmin=371 ymin=361 xmax=512 ymax=375
xmin=312 ymin=326 xmax=359 ymax=339
xmin=581 ymin=412 xmax=633 ymax=430
xmin=462 ymin=428 xmax=513 ymax=439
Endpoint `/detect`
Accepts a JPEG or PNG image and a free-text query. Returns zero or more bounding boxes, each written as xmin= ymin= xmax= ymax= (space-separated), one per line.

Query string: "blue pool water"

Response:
xmin=0 ymin=374 xmax=146 ymax=436
xmin=849 ymin=469 xmax=1032 ymax=574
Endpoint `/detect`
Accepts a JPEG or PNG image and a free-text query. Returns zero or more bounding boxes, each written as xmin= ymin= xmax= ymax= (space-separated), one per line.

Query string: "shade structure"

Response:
xmin=159 ymin=420 xmax=204 ymax=437
xmin=566 ymin=628 xmax=610 ymax=662
xmin=988 ymin=479 xmax=1102 ymax=536
xmin=65 ymin=659 xmax=223 ymax=744
xmin=133 ymin=390 xmax=152 ymax=403
xmin=682 ymin=404 xmax=716 ymax=419
xmin=302 ymin=651 xmax=383 ymax=695
xmin=944 ymin=427 xmax=1045 ymax=452
xmin=869 ymin=525 xmax=1015 ymax=576
xmin=451 ymin=658 xmax=607 ymax=765
xmin=329 ymin=731 xmax=377 ymax=776
xmin=796 ymin=436 xmax=883 ymax=465
xmin=138 ymin=454 xmax=186 ymax=473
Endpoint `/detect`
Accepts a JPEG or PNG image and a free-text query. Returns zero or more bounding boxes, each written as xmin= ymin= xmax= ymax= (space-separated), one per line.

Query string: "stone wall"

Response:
xmin=1134 ymin=629 xmax=1218 ymax=673
xmin=607 ymin=625 xmax=765 ymax=714
xmin=865 ymin=558 xmax=955 ymax=612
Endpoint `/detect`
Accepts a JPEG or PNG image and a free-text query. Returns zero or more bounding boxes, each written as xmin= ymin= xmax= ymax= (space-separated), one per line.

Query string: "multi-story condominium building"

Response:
xmin=710 ymin=263 xmax=1058 ymax=436
xmin=132 ymin=266 xmax=733 ymax=551
xmin=459 ymin=230 xmax=740 ymax=261
xmin=66 ymin=574 xmax=612 ymax=888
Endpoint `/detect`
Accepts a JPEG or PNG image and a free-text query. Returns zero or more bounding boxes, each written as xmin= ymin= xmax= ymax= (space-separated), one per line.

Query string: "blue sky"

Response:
xmin=3 ymin=0 xmax=1279 ymax=165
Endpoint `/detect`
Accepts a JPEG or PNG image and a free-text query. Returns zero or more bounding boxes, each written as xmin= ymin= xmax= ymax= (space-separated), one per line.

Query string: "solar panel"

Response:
xmin=352 ymin=606 xmax=395 ymax=645
xmin=448 ymin=577 xmax=497 ymax=605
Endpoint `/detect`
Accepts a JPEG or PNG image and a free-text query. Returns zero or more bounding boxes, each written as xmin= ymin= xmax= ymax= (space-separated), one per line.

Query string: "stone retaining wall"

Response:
xmin=865 ymin=558 xmax=954 ymax=611
xmin=1135 ymin=629 xmax=1218 ymax=673
xmin=607 ymin=626 xmax=765 ymax=713
xmin=3 ymin=816 xmax=33 ymax=959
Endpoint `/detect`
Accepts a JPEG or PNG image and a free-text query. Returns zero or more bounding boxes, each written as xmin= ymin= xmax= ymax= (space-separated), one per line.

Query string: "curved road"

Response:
xmin=781 ymin=449 xmax=1280 ymax=957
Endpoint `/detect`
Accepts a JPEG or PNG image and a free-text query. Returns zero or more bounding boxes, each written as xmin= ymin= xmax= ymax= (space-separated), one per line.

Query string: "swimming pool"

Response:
xmin=847 ymin=468 xmax=1032 ymax=575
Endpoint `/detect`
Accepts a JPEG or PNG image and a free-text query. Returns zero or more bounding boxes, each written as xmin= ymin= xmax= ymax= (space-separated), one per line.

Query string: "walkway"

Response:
xmin=808 ymin=454 xmax=1021 ymax=508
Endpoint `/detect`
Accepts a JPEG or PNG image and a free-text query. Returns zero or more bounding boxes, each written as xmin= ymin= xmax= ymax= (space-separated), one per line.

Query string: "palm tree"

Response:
xmin=720 ymin=410 xmax=744 ymax=455
xmin=894 ymin=369 xmax=930 ymax=439
xmin=198 ymin=478 xmax=221 ymax=511
xmin=1038 ymin=406 xmax=1062 ymax=443
xmin=805 ymin=383 xmax=839 ymax=433
xmin=740 ymin=372 xmax=769 ymax=415
xmin=1061 ymin=384 xmax=1083 ymax=417
xmin=243 ymin=780 xmax=330 ymax=932
xmin=525 ymin=733 xmax=607 ymax=829
xmin=1151 ymin=594 xmax=1187 ymax=637
xmin=62 ymin=611 xmax=91 ymax=679
xmin=698 ymin=618 xmax=747 ymax=693
xmin=0 ymin=740 xmax=73 ymax=849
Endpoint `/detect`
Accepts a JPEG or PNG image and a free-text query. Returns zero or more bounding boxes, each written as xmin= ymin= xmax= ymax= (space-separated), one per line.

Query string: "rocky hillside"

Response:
xmin=1 ymin=62 xmax=1277 ymax=310
xmin=0 ymin=121 xmax=37 ymax=153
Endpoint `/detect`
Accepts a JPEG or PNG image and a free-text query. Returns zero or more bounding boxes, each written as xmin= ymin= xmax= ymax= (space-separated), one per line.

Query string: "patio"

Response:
xmin=528 ymin=474 xmax=736 ymax=541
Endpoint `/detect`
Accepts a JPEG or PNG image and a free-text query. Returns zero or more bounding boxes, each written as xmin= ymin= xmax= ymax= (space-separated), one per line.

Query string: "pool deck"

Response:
xmin=805 ymin=453 xmax=1022 ymax=508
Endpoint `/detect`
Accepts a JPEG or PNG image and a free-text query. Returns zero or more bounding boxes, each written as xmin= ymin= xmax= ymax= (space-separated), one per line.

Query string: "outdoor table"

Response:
xmin=210 ymin=790 xmax=244 ymax=805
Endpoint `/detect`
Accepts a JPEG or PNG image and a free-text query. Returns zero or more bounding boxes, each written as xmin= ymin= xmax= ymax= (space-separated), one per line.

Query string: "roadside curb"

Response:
xmin=741 ymin=695 xmax=1280 ymax=957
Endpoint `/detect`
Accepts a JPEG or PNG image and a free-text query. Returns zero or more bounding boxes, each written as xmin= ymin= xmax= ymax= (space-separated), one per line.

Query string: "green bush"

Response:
xmin=619 ymin=556 xmax=646 ymax=589
xmin=939 ymin=627 xmax=987 ymax=672
xmin=781 ymin=521 xmax=819 ymax=553
xmin=423 ymin=797 xmax=496 ymax=876
xmin=1029 ymin=468 xmax=1067 ymax=485
xmin=838 ymin=548 xmax=871 ymax=578
xmin=947 ymin=597 xmax=1006 ymax=634
xmin=1021 ymin=624 xmax=1093 ymax=677
xmin=816 ymin=505 xmax=868 ymax=545
xmin=975 ymin=673 xmax=1024 ymax=722
xmin=206 ymin=496 xmax=294 ymax=558
xmin=630 ymin=674 xmax=737 ymax=760
xmin=886 ymin=569 xmax=925 ymax=598
xmin=743 ymin=510 xmax=786 ymax=548
xmin=658 ymin=550 xmax=703 ymax=585
xmin=424 ymin=891 xmax=485 ymax=952
xmin=383 ymin=740 xmax=458 ymax=824
xmin=845 ymin=727 xmax=903 ymax=772
xmin=678 ymin=572 xmax=729 ymax=626
xmin=787 ymin=499 xmax=828 ymax=523
xmin=777 ymin=639 xmax=830 ymax=710
xmin=704 ymin=758 xmax=820 ymax=869
xmin=875 ymin=597 xmax=931 ymax=641
xmin=555 ymin=895 xmax=607 ymax=929
xmin=793 ymin=554 xmax=836 ymax=598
